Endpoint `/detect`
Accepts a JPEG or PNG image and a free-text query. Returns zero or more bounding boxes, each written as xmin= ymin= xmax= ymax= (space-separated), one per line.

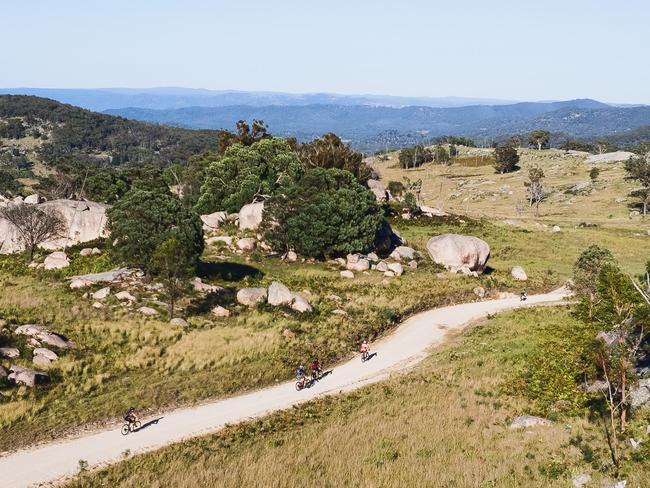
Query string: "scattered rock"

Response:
xmin=340 ymin=270 xmax=354 ymax=279
xmin=92 ymin=287 xmax=111 ymax=300
xmin=238 ymin=202 xmax=265 ymax=230
xmin=384 ymin=271 xmax=395 ymax=277
xmin=236 ymin=287 xmax=268 ymax=306
xmin=192 ymin=277 xmax=222 ymax=293
xmin=115 ymin=291 xmax=136 ymax=302
xmin=426 ymin=234 xmax=490 ymax=274
xmin=69 ymin=278 xmax=92 ymax=289
xmin=206 ymin=235 xmax=233 ymax=247
xmin=290 ymin=294 xmax=313 ymax=313
xmin=79 ymin=248 xmax=94 ymax=257
xmin=583 ymin=380 xmax=608 ymax=393
xmin=376 ymin=261 xmax=389 ymax=272
xmin=236 ymin=237 xmax=257 ymax=251
xmin=285 ymin=250 xmax=298 ymax=262
xmin=601 ymin=481 xmax=627 ymax=488
xmin=367 ymin=179 xmax=388 ymax=202
xmin=332 ymin=309 xmax=347 ymax=316
xmin=268 ymin=282 xmax=294 ymax=306
xmin=8 ymin=365 xmax=49 ymax=387
xmin=366 ymin=252 xmax=379 ymax=262
xmin=408 ymin=260 xmax=418 ymax=269
xmin=327 ymin=294 xmax=342 ymax=302
xmin=630 ymin=438 xmax=643 ymax=449
xmin=473 ymin=286 xmax=486 ymax=299
xmin=503 ymin=219 xmax=522 ymax=227
xmin=511 ymin=266 xmax=528 ymax=281
xmin=200 ymin=211 xmax=228 ymax=229
xmin=137 ymin=307 xmax=160 ymax=316
xmin=419 ymin=205 xmax=448 ymax=217
xmin=0 ymin=347 xmax=20 ymax=359
xmin=630 ymin=379 xmax=650 ymax=408
xmin=33 ymin=348 xmax=58 ymax=361
xmin=15 ymin=324 xmax=75 ymax=348
xmin=43 ymin=251 xmax=69 ymax=270
xmin=346 ymin=254 xmax=370 ymax=272
xmin=69 ymin=268 xmax=134 ymax=285
xmin=509 ymin=415 xmax=552 ymax=429
xmin=170 ymin=317 xmax=189 ymax=327
xmin=24 ymin=193 xmax=40 ymax=204
xmin=551 ymin=225 xmax=561 ymax=233
xmin=390 ymin=246 xmax=416 ymax=261
xmin=212 ymin=306 xmax=231 ymax=317
xmin=92 ymin=302 xmax=103 ymax=309
xmin=282 ymin=329 xmax=296 ymax=340
xmin=33 ymin=354 xmax=53 ymax=367
xmin=572 ymin=473 xmax=591 ymax=488
xmin=387 ymin=262 xmax=404 ymax=276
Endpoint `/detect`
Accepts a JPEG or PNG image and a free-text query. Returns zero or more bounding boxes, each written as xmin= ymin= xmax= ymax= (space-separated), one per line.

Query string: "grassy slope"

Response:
xmin=67 ymin=307 xmax=650 ymax=487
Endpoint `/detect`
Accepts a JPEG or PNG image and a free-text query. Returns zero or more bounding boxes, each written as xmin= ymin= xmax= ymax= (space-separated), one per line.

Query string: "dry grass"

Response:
xmin=67 ymin=307 xmax=648 ymax=488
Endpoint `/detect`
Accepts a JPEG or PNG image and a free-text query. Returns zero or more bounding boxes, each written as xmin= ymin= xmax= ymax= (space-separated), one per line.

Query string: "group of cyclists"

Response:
xmin=123 ymin=339 xmax=373 ymax=431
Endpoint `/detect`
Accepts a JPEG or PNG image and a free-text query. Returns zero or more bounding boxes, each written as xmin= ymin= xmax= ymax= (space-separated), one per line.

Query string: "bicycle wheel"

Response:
xmin=121 ymin=424 xmax=130 ymax=436
xmin=132 ymin=420 xmax=141 ymax=431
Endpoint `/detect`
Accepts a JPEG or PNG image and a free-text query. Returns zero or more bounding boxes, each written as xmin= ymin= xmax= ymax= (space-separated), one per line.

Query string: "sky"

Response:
xmin=2 ymin=0 xmax=649 ymax=104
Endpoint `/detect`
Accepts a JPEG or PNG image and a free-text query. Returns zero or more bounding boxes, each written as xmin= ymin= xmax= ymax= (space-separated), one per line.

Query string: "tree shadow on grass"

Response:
xmin=197 ymin=261 xmax=263 ymax=282
xmin=185 ymin=287 xmax=238 ymax=316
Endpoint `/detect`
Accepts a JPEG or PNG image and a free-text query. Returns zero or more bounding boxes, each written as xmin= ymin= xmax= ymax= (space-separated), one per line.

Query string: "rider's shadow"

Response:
xmin=365 ymin=352 xmax=378 ymax=362
xmin=135 ymin=417 xmax=164 ymax=432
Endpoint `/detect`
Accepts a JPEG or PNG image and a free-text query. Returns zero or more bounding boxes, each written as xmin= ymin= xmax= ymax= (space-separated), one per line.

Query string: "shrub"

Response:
xmin=298 ymin=133 xmax=371 ymax=182
xmin=261 ymin=168 xmax=384 ymax=258
xmin=493 ymin=144 xmax=520 ymax=173
xmin=196 ymin=138 xmax=303 ymax=214
xmin=398 ymin=145 xmax=433 ymax=169
xmin=107 ymin=188 xmax=203 ymax=273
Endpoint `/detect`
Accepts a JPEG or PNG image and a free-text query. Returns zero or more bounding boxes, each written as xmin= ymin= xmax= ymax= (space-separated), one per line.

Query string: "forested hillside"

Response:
xmin=0 ymin=95 xmax=220 ymax=167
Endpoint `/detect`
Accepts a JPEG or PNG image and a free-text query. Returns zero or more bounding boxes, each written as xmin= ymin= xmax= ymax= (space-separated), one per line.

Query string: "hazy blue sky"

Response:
xmin=2 ymin=0 xmax=649 ymax=103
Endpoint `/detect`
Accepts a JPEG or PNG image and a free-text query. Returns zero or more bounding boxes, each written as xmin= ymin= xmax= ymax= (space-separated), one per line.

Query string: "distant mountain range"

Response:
xmin=2 ymin=88 xmax=650 ymax=153
xmin=0 ymin=87 xmax=517 ymax=111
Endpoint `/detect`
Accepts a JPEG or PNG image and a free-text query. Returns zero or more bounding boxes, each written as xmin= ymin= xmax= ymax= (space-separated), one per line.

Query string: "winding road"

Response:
xmin=0 ymin=287 xmax=569 ymax=488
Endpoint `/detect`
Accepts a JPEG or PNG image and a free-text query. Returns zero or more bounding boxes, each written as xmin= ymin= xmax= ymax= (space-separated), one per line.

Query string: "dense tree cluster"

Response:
xmin=261 ymin=168 xmax=384 ymax=258
xmin=398 ymin=145 xmax=433 ymax=169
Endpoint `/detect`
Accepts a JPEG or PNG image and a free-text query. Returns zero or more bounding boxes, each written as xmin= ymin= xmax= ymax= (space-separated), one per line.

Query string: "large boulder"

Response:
xmin=236 ymin=287 xmax=268 ymax=307
xmin=290 ymin=294 xmax=313 ymax=313
xmin=238 ymin=202 xmax=265 ymax=231
xmin=630 ymin=379 xmax=650 ymax=408
xmin=8 ymin=365 xmax=49 ymax=387
xmin=24 ymin=194 xmax=40 ymax=204
xmin=585 ymin=151 xmax=635 ymax=164
xmin=200 ymin=211 xmax=227 ymax=230
xmin=511 ymin=266 xmax=528 ymax=281
xmin=268 ymin=282 xmax=293 ymax=306
xmin=367 ymin=179 xmax=388 ymax=203
xmin=0 ymin=347 xmax=20 ymax=359
xmin=236 ymin=237 xmax=257 ymax=251
xmin=419 ymin=205 xmax=448 ymax=217
xmin=426 ymin=234 xmax=490 ymax=274
xmin=15 ymin=324 xmax=75 ymax=349
xmin=33 ymin=348 xmax=58 ymax=361
xmin=43 ymin=252 xmax=70 ymax=270
xmin=390 ymin=246 xmax=416 ymax=261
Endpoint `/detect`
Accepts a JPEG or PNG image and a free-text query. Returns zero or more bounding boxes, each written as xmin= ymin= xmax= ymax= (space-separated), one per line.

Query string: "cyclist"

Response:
xmin=295 ymin=364 xmax=307 ymax=388
xmin=310 ymin=359 xmax=322 ymax=380
xmin=124 ymin=406 xmax=138 ymax=427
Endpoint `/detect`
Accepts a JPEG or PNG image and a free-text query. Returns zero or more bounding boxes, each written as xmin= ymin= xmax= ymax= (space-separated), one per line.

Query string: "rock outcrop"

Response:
xmin=8 ymin=365 xmax=49 ymax=387
xmin=511 ymin=266 xmax=528 ymax=281
xmin=238 ymin=202 xmax=265 ymax=231
xmin=15 ymin=324 xmax=75 ymax=349
xmin=585 ymin=151 xmax=635 ymax=164
xmin=509 ymin=415 xmax=552 ymax=429
xmin=43 ymin=252 xmax=70 ymax=270
xmin=200 ymin=211 xmax=227 ymax=230
xmin=426 ymin=234 xmax=490 ymax=274
xmin=236 ymin=287 xmax=268 ymax=306
xmin=367 ymin=179 xmax=388 ymax=202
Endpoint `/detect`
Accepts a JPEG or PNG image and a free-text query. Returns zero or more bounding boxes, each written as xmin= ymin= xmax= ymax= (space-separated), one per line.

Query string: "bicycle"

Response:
xmin=121 ymin=419 xmax=141 ymax=435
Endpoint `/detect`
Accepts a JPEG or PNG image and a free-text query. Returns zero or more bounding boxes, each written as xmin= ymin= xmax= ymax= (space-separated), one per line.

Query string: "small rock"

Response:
xmin=43 ymin=252 xmax=69 ymax=270
xmin=282 ymin=329 xmax=295 ymax=339
xmin=384 ymin=271 xmax=395 ymax=277
xmin=70 ymin=278 xmax=92 ymax=289
xmin=509 ymin=415 xmax=552 ymax=429
xmin=551 ymin=225 xmax=561 ymax=233
xmin=391 ymin=246 xmax=416 ymax=261
xmin=236 ymin=287 xmax=268 ymax=306
xmin=285 ymin=250 xmax=298 ymax=262
xmin=340 ymin=270 xmax=354 ymax=279
xmin=192 ymin=277 xmax=222 ymax=293
xmin=630 ymin=378 xmax=650 ymax=408
xmin=473 ymin=286 xmax=486 ymax=299
xmin=8 ymin=365 xmax=49 ymax=387
xmin=200 ymin=211 xmax=228 ymax=229
xmin=366 ymin=252 xmax=379 ymax=262
xmin=33 ymin=348 xmax=58 ymax=361
xmin=92 ymin=287 xmax=111 ymax=300
xmin=408 ymin=260 xmax=418 ymax=269
xmin=602 ymin=481 xmax=627 ymax=488
xmin=376 ymin=261 xmax=389 ymax=272
xmin=236 ymin=237 xmax=257 ymax=251
xmin=630 ymin=438 xmax=643 ymax=449
xmin=290 ymin=294 xmax=312 ymax=313
xmin=79 ymin=248 xmax=94 ymax=257
xmin=387 ymin=262 xmax=404 ymax=276
xmin=334 ymin=257 xmax=346 ymax=267
xmin=332 ymin=309 xmax=347 ymax=316
xmin=572 ymin=473 xmax=591 ymax=488
xmin=346 ymin=257 xmax=370 ymax=272
xmin=138 ymin=307 xmax=159 ymax=316
xmin=268 ymin=282 xmax=294 ymax=306
xmin=33 ymin=354 xmax=52 ymax=367
xmin=24 ymin=193 xmax=40 ymax=204
xmin=92 ymin=302 xmax=104 ymax=309
xmin=115 ymin=291 xmax=136 ymax=302
xmin=511 ymin=266 xmax=528 ymax=281
xmin=206 ymin=235 xmax=233 ymax=246
xmin=327 ymin=294 xmax=342 ymax=302
xmin=170 ymin=317 xmax=189 ymax=327
xmin=212 ymin=306 xmax=231 ymax=317
xmin=0 ymin=347 xmax=20 ymax=359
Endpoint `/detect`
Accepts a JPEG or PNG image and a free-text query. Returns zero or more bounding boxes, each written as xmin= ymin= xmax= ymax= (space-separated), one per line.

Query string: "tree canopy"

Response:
xmin=261 ymin=168 xmax=384 ymax=258
xmin=298 ymin=133 xmax=371 ymax=182
xmin=196 ymin=138 xmax=303 ymax=214
xmin=107 ymin=188 xmax=203 ymax=273
xmin=493 ymin=144 xmax=520 ymax=173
